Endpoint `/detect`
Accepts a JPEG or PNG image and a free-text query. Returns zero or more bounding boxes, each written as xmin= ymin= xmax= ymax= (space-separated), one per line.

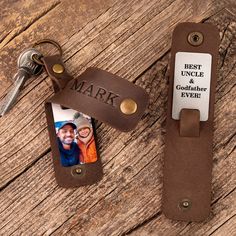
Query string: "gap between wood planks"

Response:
xmin=0 ymin=0 xmax=177 ymax=186
xmin=1 ymin=26 xmax=233 ymax=192
xmin=125 ymin=179 xmax=236 ymax=235
xmin=0 ymin=0 xmax=121 ymax=97
xmin=0 ymin=1 xmax=61 ymax=49
xmin=126 ymin=187 xmax=236 ymax=236
xmin=0 ymin=54 xmax=170 ymax=234
xmin=0 ymin=2 xmax=233 ymax=236
xmin=0 ymin=48 xmax=168 ymax=192
xmin=209 ymin=214 xmax=236 ymax=236
xmin=48 ymin=7 xmax=236 ymax=236
xmin=125 ymin=211 xmax=162 ymax=235
xmin=45 ymin=146 xmax=166 ymax=235
xmin=0 ymin=0 xmax=161 ymax=107
xmin=0 ymin=146 xmax=50 ymax=192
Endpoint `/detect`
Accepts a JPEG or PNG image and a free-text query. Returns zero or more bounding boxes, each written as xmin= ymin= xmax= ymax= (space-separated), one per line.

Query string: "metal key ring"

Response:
xmin=32 ymin=39 xmax=63 ymax=65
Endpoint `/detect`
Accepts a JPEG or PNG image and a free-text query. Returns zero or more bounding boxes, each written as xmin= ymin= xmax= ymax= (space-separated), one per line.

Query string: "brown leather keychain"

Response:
xmin=32 ymin=40 xmax=149 ymax=188
xmin=162 ymin=23 xmax=219 ymax=221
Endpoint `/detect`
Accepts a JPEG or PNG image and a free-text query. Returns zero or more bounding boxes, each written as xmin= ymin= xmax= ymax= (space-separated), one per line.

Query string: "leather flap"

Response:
xmin=46 ymin=67 xmax=149 ymax=132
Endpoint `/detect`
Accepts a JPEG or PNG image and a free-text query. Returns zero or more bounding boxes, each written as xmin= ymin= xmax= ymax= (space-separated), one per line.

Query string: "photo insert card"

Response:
xmin=51 ymin=103 xmax=98 ymax=167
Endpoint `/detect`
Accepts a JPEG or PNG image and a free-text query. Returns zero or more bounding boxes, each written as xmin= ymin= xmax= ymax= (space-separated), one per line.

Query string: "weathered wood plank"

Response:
xmin=0 ymin=0 xmax=60 ymax=47
xmin=0 ymin=26 xmax=235 ymax=234
xmin=0 ymin=1 xmax=235 ymax=235
xmin=211 ymin=214 xmax=236 ymax=236
xmin=0 ymin=74 xmax=234 ymax=235
xmin=0 ymin=0 xmax=121 ymax=188
xmin=129 ymin=153 xmax=235 ymax=236
xmin=0 ymin=0 xmax=116 ymax=95
xmin=127 ymin=8 xmax=236 ymax=236
xmin=66 ymin=0 xmax=224 ymax=80
xmin=0 ymin=0 xmax=223 ymax=189
xmin=54 ymin=84 xmax=236 ymax=235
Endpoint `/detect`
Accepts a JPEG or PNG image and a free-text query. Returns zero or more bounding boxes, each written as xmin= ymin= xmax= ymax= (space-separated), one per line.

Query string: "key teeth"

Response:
xmin=0 ymin=99 xmax=9 ymax=117
xmin=0 ymin=104 xmax=7 ymax=117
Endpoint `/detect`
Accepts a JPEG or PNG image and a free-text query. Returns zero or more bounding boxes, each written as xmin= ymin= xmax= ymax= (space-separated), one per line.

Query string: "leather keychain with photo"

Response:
xmin=162 ymin=23 xmax=219 ymax=221
xmin=31 ymin=40 xmax=149 ymax=188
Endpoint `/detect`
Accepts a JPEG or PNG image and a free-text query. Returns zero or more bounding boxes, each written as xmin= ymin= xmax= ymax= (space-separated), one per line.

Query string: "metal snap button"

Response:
xmin=71 ymin=166 xmax=84 ymax=177
xmin=75 ymin=167 xmax=82 ymax=175
xmin=120 ymin=98 xmax=138 ymax=115
xmin=52 ymin=64 xmax=64 ymax=74
xmin=187 ymin=32 xmax=204 ymax=46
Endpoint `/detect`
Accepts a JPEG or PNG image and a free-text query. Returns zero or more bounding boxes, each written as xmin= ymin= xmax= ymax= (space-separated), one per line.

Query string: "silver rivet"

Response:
xmin=75 ymin=167 xmax=82 ymax=175
xmin=179 ymin=199 xmax=191 ymax=210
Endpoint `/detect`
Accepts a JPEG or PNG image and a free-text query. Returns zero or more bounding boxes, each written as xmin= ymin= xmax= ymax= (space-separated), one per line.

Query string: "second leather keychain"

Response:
xmin=162 ymin=22 xmax=219 ymax=222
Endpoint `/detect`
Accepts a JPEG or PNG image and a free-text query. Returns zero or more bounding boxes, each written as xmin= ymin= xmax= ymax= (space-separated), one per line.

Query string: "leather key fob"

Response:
xmin=162 ymin=22 xmax=219 ymax=221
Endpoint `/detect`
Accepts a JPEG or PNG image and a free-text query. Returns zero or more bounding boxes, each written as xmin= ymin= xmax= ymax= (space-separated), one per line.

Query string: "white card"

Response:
xmin=172 ymin=52 xmax=212 ymax=121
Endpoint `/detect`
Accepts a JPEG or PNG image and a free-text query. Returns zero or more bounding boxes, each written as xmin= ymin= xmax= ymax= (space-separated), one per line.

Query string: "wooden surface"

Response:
xmin=0 ymin=0 xmax=235 ymax=235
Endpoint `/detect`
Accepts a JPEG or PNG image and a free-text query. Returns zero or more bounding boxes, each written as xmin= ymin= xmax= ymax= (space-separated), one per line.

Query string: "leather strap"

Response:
xmin=42 ymin=55 xmax=73 ymax=93
xmin=180 ymin=109 xmax=200 ymax=137
xmin=43 ymin=61 xmax=149 ymax=132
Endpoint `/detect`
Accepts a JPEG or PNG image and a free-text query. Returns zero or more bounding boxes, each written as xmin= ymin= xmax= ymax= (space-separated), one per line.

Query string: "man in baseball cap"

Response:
xmin=57 ymin=121 xmax=81 ymax=167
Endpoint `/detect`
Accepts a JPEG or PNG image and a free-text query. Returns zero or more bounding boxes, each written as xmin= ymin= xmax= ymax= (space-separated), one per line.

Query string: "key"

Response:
xmin=0 ymin=48 xmax=43 ymax=117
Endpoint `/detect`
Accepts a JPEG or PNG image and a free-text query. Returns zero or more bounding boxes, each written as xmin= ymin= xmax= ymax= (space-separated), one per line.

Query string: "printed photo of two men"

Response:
xmin=52 ymin=103 xmax=98 ymax=167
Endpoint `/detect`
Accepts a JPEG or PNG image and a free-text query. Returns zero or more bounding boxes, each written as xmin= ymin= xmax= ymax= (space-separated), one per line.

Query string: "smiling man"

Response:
xmin=57 ymin=121 xmax=80 ymax=167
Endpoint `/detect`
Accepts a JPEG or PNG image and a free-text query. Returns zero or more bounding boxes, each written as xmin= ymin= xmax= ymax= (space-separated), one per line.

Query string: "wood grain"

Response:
xmin=0 ymin=0 xmax=223 ymax=189
xmin=0 ymin=0 xmax=235 ymax=235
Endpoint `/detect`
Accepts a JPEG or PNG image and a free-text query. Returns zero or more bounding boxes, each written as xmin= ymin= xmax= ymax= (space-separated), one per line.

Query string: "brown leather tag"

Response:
xmin=42 ymin=56 xmax=148 ymax=187
xmin=46 ymin=66 xmax=149 ymax=132
xmin=45 ymin=102 xmax=103 ymax=188
xmin=162 ymin=22 xmax=219 ymax=221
